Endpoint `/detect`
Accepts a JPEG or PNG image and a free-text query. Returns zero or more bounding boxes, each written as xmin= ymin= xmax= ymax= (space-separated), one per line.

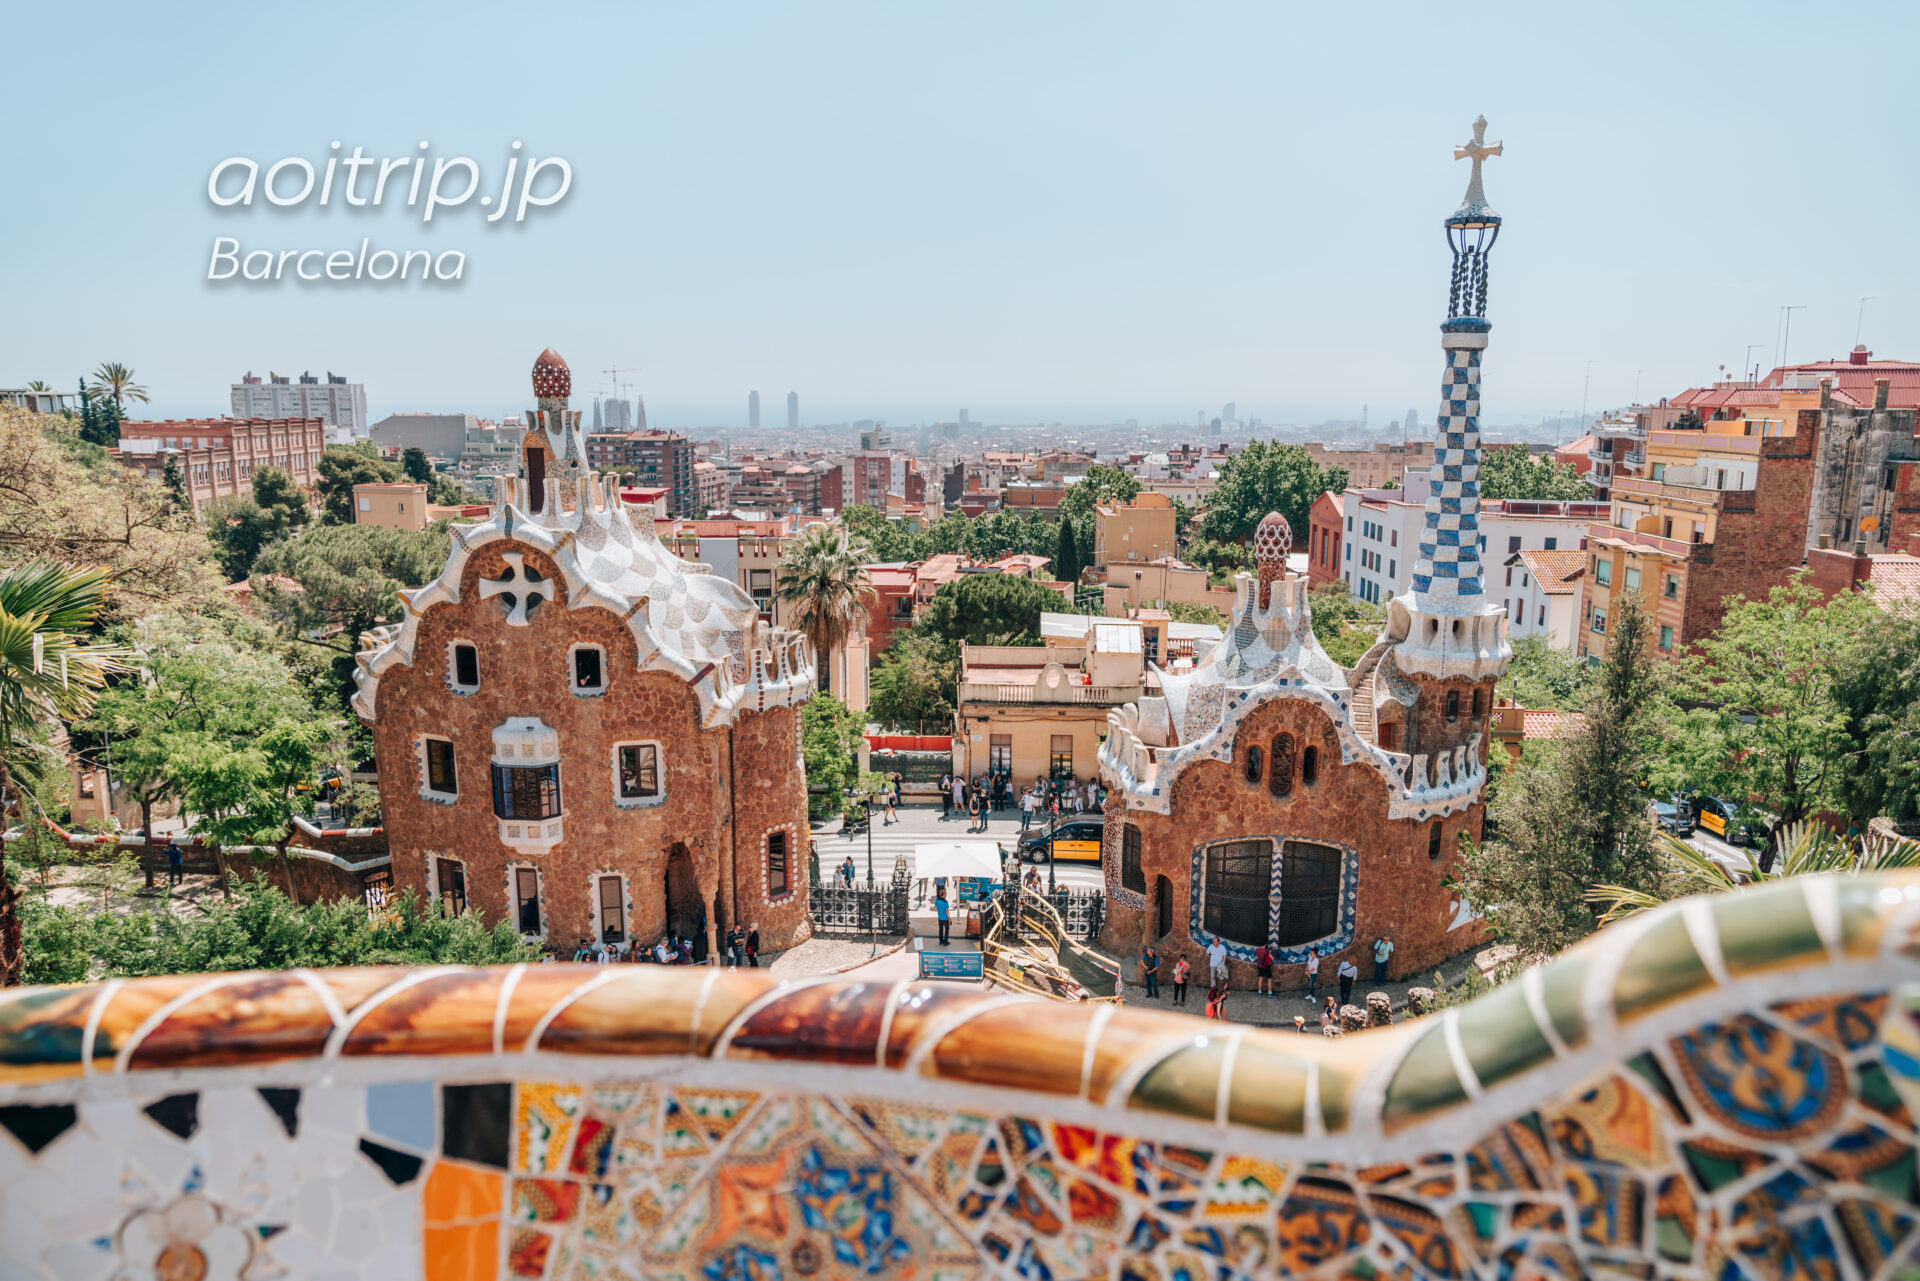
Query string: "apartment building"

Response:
xmin=232 ymin=371 xmax=366 ymax=441
xmin=1302 ymin=440 xmax=1435 ymax=489
xmin=1336 ymin=488 xmax=1605 ymax=607
xmin=1093 ymin=493 xmax=1177 ymax=567
xmin=115 ymin=417 xmax=325 ymax=516
xmin=586 ymin=429 xmax=697 ymax=516
xmin=1502 ymin=549 xmax=1585 ymax=651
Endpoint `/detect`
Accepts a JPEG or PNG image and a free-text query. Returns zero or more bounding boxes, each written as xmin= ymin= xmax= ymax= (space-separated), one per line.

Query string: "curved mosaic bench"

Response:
xmin=4 ymin=873 xmax=1920 ymax=1280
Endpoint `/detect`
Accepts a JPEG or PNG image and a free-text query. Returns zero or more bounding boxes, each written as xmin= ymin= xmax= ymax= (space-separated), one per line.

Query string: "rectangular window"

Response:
xmin=1664 ymin=574 xmax=1678 ymax=598
xmin=1592 ymin=609 xmax=1607 ymax=634
xmin=618 ymin=744 xmax=659 ymax=798
xmin=1508 ymin=536 xmax=1522 ymax=553
xmin=573 ymin=647 xmax=604 ymax=690
xmin=1390 ymin=529 xmax=1397 ymax=547
xmin=1651 ymin=462 xmax=1666 ymax=481
xmin=1545 ymin=537 xmax=1557 ymax=550
xmin=1345 ymin=544 xmax=1351 ymax=561
xmin=1388 ymin=559 xmax=1395 ymax=578
xmin=1505 ymin=567 xmax=1513 ymax=587
xmin=492 ymin=764 xmax=561 ymax=819
xmin=515 ymin=867 xmax=542 ymax=935
xmin=598 ymin=876 xmax=625 ymax=941
xmin=425 ymin=739 xmax=457 ymax=795
xmin=1277 ymin=840 xmax=1341 ymax=945
xmin=1121 ymin=824 xmax=1145 ymax=894
xmin=1050 ymin=734 xmax=1073 ymax=777
xmin=1538 ymin=605 xmax=1547 ymax=626
xmin=989 ymin=734 xmax=1012 ymax=774
xmin=1203 ymin=839 xmax=1271 ymax=947
xmin=768 ymin=830 xmax=789 ymax=896
xmin=1624 ymin=566 xmax=1641 ymax=592
xmin=1345 ymin=516 xmax=1352 ymax=531
xmin=1595 ymin=559 xmax=1612 ymax=586
xmin=437 ymin=858 xmax=467 ymax=916
xmin=452 ymin=644 xmax=479 ymax=689
xmin=1659 ymin=625 xmax=1674 ymax=651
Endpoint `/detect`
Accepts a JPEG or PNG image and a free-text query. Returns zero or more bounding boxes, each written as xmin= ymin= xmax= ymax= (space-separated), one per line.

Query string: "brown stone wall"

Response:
xmin=1401 ymin=674 xmax=1498 ymax=762
xmin=366 ymin=539 xmax=809 ymax=954
xmin=723 ymin=703 xmax=813 ymax=949
xmin=1100 ymin=692 xmax=1486 ymax=991
xmin=1680 ymin=427 xmax=1816 ymax=649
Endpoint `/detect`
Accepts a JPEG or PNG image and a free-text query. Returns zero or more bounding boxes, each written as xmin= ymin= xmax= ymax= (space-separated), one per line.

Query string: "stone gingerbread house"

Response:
xmin=1097 ymin=120 xmax=1515 ymax=988
xmin=351 ymin=349 xmax=815 ymax=957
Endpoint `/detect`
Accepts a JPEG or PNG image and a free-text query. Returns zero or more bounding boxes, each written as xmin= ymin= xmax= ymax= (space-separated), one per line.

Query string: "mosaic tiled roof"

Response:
xmin=4 ymin=875 xmax=1920 ymax=1280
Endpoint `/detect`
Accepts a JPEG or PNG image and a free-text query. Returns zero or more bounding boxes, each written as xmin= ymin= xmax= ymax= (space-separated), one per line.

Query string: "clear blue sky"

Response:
xmin=6 ymin=2 xmax=1916 ymax=429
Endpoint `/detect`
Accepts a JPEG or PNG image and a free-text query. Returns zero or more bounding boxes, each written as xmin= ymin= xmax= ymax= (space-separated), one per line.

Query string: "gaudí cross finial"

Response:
xmin=1453 ymin=114 xmax=1502 ymax=215
xmin=478 ymin=551 xmax=548 ymax=626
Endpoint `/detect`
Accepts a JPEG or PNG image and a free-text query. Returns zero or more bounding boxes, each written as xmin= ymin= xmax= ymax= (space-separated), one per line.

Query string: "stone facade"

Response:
xmin=354 ymin=349 xmax=814 ymax=957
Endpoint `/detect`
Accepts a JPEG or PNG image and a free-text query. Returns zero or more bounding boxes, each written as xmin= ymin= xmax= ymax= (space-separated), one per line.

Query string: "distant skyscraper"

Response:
xmin=634 ymin=396 xmax=647 ymax=431
xmin=787 ymin=391 xmax=799 ymax=432
xmin=591 ymin=397 xmax=603 ymax=431
xmin=1404 ymin=409 xmax=1419 ymax=438
xmin=749 ymin=390 xmax=760 ymax=429
xmin=1197 ymin=411 xmax=1206 ymax=428
xmin=1361 ymin=403 xmax=1369 ymax=432
xmin=959 ymin=408 xmax=970 ymax=424
xmin=603 ymin=398 xmax=633 ymax=432
xmin=1222 ymin=402 xmax=1237 ymax=423
xmin=231 ymin=370 xmax=367 ymax=441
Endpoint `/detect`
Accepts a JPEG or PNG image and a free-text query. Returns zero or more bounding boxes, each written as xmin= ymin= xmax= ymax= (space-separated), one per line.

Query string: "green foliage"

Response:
xmin=1165 ymin=600 xmax=1224 ymax=628
xmin=1499 ymin=635 xmax=1593 ymax=712
xmin=802 ymin=693 xmax=866 ymax=817
xmin=1197 ymin=441 xmax=1348 ymax=547
xmin=918 ymin=573 xmax=1064 ymax=647
xmin=1475 ymin=445 xmax=1590 ymax=502
xmin=22 ymin=883 xmax=535 ymax=982
xmin=1053 ymin=519 xmax=1081 ymax=590
xmin=160 ymin=453 xmax=187 ymax=511
xmin=88 ymin=361 xmax=149 ymax=410
xmin=1450 ymin=596 xmax=1664 ymax=961
xmin=76 ymin=382 xmax=121 ymax=448
xmin=1589 ymin=822 xmax=1920 ymax=924
xmin=402 ymin=447 xmax=433 ymax=484
xmin=868 ymin=632 xmax=957 ymax=732
xmin=1056 ymin=464 xmax=1141 ymax=523
xmin=1835 ymin=609 xmax=1920 ymax=824
xmin=316 ymin=442 xmax=402 ymax=525
xmin=1170 ymin=498 xmax=1194 ymax=550
xmin=838 ymin=504 xmax=1058 ymax=569
xmin=1306 ymin=583 xmax=1384 ymax=668
xmin=204 ymin=468 xmax=306 ymax=582
xmin=1654 ymin=573 xmax=1877 ymax=837
xmin=1186 ymin=536 xmax=1251 ymax=583
xmin=776 ymin=524 xmax=877 ymax=696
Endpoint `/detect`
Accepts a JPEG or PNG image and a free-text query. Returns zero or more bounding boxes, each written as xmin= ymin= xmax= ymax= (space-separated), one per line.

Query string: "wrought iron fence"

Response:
xmin=868 ymin=751 xmax=953 ymax=783
xmin=994 ymin=884 xmax=1105 ymax=941
xmin=808 ymin=881 xmax=910 ymax=937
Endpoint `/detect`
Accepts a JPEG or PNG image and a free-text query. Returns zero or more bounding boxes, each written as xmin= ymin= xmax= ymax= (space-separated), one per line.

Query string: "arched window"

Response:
xmin=1445 ymin=690 xmax=1460 ymax=723
xmin=1471 ymin=688 xmax=1484 ymax=719
xmin=1245 ymin=744 xmax=1263 ymax=784
xmin=1269 ymin=734 xmax=1294 ymax=797
xmin=1277 ymin=841 xmax=1341 ymax=945
xmin=1301 ymin=745 xmax=1318 ymax=787
xmin=1428 ymin=821 xmax=1443 ymax=861
xmin=1203 ymin=839 xmax=1271 ymax=946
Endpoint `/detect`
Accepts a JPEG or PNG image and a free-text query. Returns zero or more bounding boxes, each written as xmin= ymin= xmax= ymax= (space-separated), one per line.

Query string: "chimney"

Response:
xmin=1875 ymin=378 xmax=1891 ymax=411
xmin=1819 ymin=376 xmax=1834 ymax=410
xmin=1851 ymin=344 xmax=1872 ymax=366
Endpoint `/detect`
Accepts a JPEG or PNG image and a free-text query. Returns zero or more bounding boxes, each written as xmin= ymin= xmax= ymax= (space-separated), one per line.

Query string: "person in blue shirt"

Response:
xmin=1141 ymin=946 xmax=1161 ymax=999
xmin=934 ymin=894 xmax=950 ymax=945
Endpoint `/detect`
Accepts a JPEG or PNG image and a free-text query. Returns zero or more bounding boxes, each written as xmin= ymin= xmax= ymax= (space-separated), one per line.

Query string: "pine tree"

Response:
xmin=1054 ymin=518 xmax=1081 ymax=596
xmin=78 ymin=380 xmax=96 ymax=443
xmin=161 ymin=453 xmax=188 ymax=514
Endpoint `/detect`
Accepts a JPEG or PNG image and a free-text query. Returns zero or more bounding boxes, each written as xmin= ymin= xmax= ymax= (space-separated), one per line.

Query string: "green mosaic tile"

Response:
xmin=1317 ymin=1061 xmax=1352 ymax=1133
xmin=1223 ymin=1039 xmax=1310 ymax=1133
xmin=1837 ymin=878 xmax=1895 ymax=958
xmin=1714 ymin=881 xmax=1823 ymax=975
xmin=1128 ymin=1036 xmax=1227 ymax=1122
xmin=1614 ymin=911 xmax=1712 ymax=1021
xmin=1456 ymin=982 xmax=1554 ymax=1091
xmin=1538 ymin=953 xmax=1588 ymax=1050
xmin=1380 ymin=1022 xmax=1467 ymax=1129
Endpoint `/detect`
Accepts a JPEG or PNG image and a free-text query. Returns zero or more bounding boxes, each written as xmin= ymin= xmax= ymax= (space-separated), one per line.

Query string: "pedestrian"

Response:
xmin=842 ymin=855 xmax=857 ymax=888
xmin=951 ymin=773 xmax=965 ymax=815
xmin=1321 ymin=995 xmax=1338 ymax=1031
xmin=1205 ymin=984 xmax=1229 ymax=1021
xmin=746 ymin=922 xmax=760 ymax=968
xmin=1049 ymin=793 xmax=1060 ymax=822
xmin=1337 ymin=956 xmax=1358 ymax=1007
xmin=1294 ymin=1015 xmax=1309 ymax=1034
xmin=1171 ymin=955 xmax=1190 ymax=1005
xmin=1304 ymin=949 xmax=1320 ymax=1002
xmin=884 ymin=788 xmax=898 ymax=826
xmin=978 ymin=787 xmax=989 ymax=832
xmin=1254 ymin=943 xmax=1275 ymax=996
xmin=1020 ymin=788 xmax=1036 ymax=831
xmin=678 ymin=937 xmax=695 ymax=965
xmin=654 ymin=936 xmax=673 ymax=964
xmin=1206 ymin=937 xmax=1229 ymax=987
xmin=966 ymin=791 xmax=980 ymax=832
xmin=934 ymin=893 xmax=950 ymax=946
xmin=941 ymin=774 xmax=952 ymax=817
xmin=1141 ymin=946 xmax=1160 ymax=999
xmin=892 ymin=772 xmax=903 ymax=808
xmin=726 ymin=924 xmax=742 ymax=967
xmin=1373 ymin=935 xmax=1395 ymax=984
xmin=165 ymin=841 xmax=184 ymax=887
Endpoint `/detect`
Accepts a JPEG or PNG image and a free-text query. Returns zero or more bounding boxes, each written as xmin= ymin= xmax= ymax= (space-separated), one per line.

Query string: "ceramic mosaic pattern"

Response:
xmin=8 ymin=874 xmax=1920 ymax=1280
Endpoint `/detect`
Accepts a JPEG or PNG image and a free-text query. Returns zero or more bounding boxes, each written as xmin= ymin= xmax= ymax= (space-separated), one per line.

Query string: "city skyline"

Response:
xmin=7 ymin=3 xmax=1916 ymax=428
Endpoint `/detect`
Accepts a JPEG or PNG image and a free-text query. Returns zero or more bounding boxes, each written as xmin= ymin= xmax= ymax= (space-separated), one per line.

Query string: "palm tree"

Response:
xmin=775 ymin=524 xmax=876 ymax=694
xmin=89 ymin=362 xmax=150 ymax=411
xmin=0 ymin=562 xmax=129 ymax=985
xmin=24 ymin=381 xmax=49 ymax=393
xmin=1588 ymin=821 xmax=1920 ymax=925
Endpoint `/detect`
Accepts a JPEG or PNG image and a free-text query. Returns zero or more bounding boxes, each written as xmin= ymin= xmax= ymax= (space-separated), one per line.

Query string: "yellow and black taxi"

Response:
xmin=1018 ymin=817 xmax=1104 ymax=864
xmin=1692 ymin=796 xmax=1763 ymax=847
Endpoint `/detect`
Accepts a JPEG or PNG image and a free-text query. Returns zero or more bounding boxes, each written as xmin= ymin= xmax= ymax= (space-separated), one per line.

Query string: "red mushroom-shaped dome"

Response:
xmin=531 ymin=348 xmax=571 ymax=400
xmin=1254 ymin=511 xmax=1291 ymax=607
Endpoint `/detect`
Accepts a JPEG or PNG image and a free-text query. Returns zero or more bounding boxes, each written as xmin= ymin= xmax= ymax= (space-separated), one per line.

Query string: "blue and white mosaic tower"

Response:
xmin=1389 ymin=116 xmax=1512 ymax=681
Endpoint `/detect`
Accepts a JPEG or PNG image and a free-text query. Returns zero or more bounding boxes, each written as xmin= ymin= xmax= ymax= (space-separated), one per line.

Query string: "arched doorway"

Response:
xmin=1155 ymin=875 xmax=1174 ymax=939
xmin=665 ymin=844 xmax=703 ymax=947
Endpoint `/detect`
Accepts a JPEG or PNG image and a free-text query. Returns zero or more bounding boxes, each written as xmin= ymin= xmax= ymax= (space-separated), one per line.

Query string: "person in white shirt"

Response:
xmin=1304 ymin=949 xmax=1320 ymax=1001
xmin=1206 ymin=938 xmax=1229 ymax=986
xmin=1337 ymin=957 xmax=1359 ymax=1007
xmin=1021 ymin=788 xmax=1037 ymax=832
xmin=654 ymin=938 xmax=672 ymax=964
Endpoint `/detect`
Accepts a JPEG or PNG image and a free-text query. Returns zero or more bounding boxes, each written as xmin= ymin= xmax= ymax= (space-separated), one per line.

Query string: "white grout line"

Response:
xmin=114 ymin=976 xmax=241 ymax=1075
xmin=1681 ymin=899 xmax=1729 ymax=988
xmin=290 ymin=969 xmax=348 ymax=1028
xmin=320 ymin=967 xmax=465 ymax=1059
xmin=1804 ymin=877 xmax=1843 ymax=959
xmin=872 ymin=980 xmax=909 ymax=1068
xmin=492 ymin=965 xmax=526 ymax=1057
xmin=686 ymin=968 xmax=722 ymax=1054
xmin=1079 ymin=1002 xmax=1119 ymax=1099
xmin=1521 ymin=965 xmax=1570 ymax=1059
xmin=711 ymin=978 xmax=831 ymax=1058
xmin=80 ymin=979 xmax=124 ymax=1076
xmin=521 ymin=969 xmax=624 ymax=1056
xmin=1213 ymin=1029 xmax=1245 ymax=1128
xmin=1441 ymin=1009 xmax=1483 ymax=1102
xmin=1304 ymin=1061 xmax=1324 ymax=1140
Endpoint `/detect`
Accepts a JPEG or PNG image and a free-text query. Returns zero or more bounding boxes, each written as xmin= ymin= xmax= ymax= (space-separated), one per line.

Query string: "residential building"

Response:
xmin=1301 ymin=440 xmax=1435 ymax=489
xmin=1040 ymin=609 xmax=1222 ymax=669
xmin=954 ymin=632 xmax=1145 ymax=784
xmin=1 ymin=388 xmax=80 ymax=414
xmin=863 ymin=564 xmax=919 ymax=654
xmin=1093 ymin=492 xmax=1177 ymax=567
xmin=1305 ymin=491 xmax=1345 ymax=588
xmin=115 ymin=417 xmax=326 ymax=516
xmin=233 ymin=371 xmax=367 ymax=440
xmin=351 ymin=348 xmax=815 ymax=958
xmin=1337 ymin=488 xmax=1604 ymax=607
xmin=1501 ymin=549 xmax=1584 ymax=651
xmin=371 ymin=412 xmax=478 ymax=459
xmin=1806 ymin=531 xmax=1920 ymax=613
xmin=1001 ymin=481 xmax=1065 ymax=516
xmin=693 ymin=461 xmax=728 ymax=513
xmin=1096 ymin=557 xmax=1233 ymax=617
xmin=586 ymin=429 xmax=698 ymax=516
xmin=353 ymin=482 xmax=430 ymax=530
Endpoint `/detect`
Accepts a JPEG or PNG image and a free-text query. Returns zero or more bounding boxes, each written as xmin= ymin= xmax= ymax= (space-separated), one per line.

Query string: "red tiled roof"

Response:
xmin=1868 ymin=555 xmax=1920 ymax=610
xmin=1512 ymin=549 xmax=1586 ymax=593
xmin=1762 ymin=360 xmax=1920 ymax=409
xmin=1522 ymin=710 xmax=1581 ymax=739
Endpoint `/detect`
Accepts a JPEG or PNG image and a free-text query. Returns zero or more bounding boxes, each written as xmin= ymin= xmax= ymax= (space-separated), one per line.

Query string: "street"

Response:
xmin=808 ymin=801 xmax=1106 ymax=891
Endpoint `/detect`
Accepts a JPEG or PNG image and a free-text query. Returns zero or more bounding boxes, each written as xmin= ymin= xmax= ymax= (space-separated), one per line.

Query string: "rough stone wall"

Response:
xmin=367 ymin=540 xmax=808 ymax=953
xmin=1400 ymin=673 xmax=1498 ymax=762
xmin=723 ymin=702 xmax=813 ymax=950
xmin=1101 ymin=692 xmax=1485 ymax=990
xmin=1680 ymin=423 xmax=1817 ymax=649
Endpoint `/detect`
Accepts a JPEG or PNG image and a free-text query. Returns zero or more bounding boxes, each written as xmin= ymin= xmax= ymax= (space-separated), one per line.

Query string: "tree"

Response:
xmin=0 ymin=406 xmax=220 ymax=619
xmin=802 ymin=694 xmax=865 ymax=818
xmin=838 ymin=504 xmax=917 ymax=564
xmin=0 ymin=563 xmax=129 ymax=985
xmin=316 ymin=442 xmax=403 ymax=525
xmin=1306 ymin=583 xmax=1385 ymax=668
xmin=868 ymin=632 xmax=957 ymax=732
xmin=401 ymin=447 xmax=434 ymax=484
xmin=160 ymin=454 xmax=188 ymax=513
xmin=1057 ymin=464 xmax=1141 ymax=523
xmin=1450 ymin=595 xmax=1663 ymax=961
xmin=918 ymin=573 xmax=1064 ymax=648
xmin=1170 ymin=498 xmax=1194 ymax=552
xmin=1165 ymin=600 xmax=1225 ymax=628
xmin=1197 ymin=441 xmax=1348 ymax=548
xmin=1053 ymin=519 xmax=1082 ymax=592
xmin=1475 ymin=445 xmax=1590 ymax=502
xmin=1499 ymin=635 xmax=1593 ymax=711
xmin=1834 ymin=609 xmax=1920 ymax=825
xmin=76 ymin=382 xmax=121 ymax=448
xmin=775 ymin=524 xmax=877 ymax=694
xmin=169 ymin=700 xmax=334 ymax=905
xmin=23 ymin=381 xmax=49 ymax=393
xmin=88 ymin=361 xmax=150 ymax=411
xmin=1657 ymin=574 xmax=1877 ymax=853
xmin=252 ymin=465 xmax=309 ymax=529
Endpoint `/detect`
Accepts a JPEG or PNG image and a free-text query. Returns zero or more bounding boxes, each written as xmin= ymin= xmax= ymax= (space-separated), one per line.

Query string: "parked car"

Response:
xmin=1018 ymin=817 xmax=1105 ymax=864
xmin=1691 ymin=796 xmax=1766 ymax=847
xmin=1651 ymin=799 xmax=1693 ymax=837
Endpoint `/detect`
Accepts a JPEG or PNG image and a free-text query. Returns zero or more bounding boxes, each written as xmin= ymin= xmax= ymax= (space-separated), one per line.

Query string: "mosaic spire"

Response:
xmin=1409 ymin=116 xmax=1503 ymax=611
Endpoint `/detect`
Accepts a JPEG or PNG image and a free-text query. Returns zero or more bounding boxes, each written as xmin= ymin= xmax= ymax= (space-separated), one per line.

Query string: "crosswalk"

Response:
xmin=806 ymin=816 xmax=1106 ymax=891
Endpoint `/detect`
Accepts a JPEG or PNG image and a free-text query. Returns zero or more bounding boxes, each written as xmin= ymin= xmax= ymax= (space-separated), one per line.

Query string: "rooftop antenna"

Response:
xmin=1634 ymin=369 xmax=1645 ymax=403
xmin=1780 ymin=306 xmax=1806 ymax=367
xmin=1857 ymin=296 xmax=1877 ymax=347
xmin=1578 ymin=360 xmax=1595 ymax=431
xmin=1744 ymin=344 xmax=1765 ymax=384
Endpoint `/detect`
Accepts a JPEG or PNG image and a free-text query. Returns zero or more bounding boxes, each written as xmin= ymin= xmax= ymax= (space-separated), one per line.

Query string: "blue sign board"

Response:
xmin=919 ymin=949 xmax=984 ymax=980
